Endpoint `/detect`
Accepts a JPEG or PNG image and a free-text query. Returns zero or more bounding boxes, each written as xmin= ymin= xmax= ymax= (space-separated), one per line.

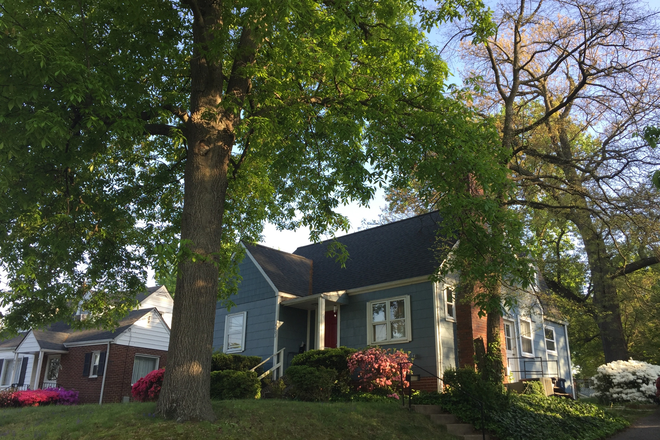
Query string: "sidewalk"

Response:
xmin=608 ymin=407 xmax=660 ymax=440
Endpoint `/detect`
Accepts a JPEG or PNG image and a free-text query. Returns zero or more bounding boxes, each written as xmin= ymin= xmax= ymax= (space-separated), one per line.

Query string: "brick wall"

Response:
xmin=56 ymin=344 xmax=167 ymax=404
xmin=455 ymin=290 xmax=508 ymax=378
xmin=411 ymin=376 xmax=439 ymax=393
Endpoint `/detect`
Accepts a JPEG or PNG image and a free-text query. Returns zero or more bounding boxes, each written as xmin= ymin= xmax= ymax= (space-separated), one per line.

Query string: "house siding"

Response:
xmin=277 ymin=305 xmax=309 ymax=369
xmin=57 ymin=343 xmax=168 ymax=404
xmin=340 ymin=281 xmax=438 ymax=380
xmin=57 ymin=344 xmax=107 ymax=404
xmin=213 ymin=254 xmax=277 ymax=359
xmin=114 ymin=312 xmax=170 ymax=351
xmin=0 ymin=351 xmax=34 ymax=389
xmin=140 ymin=287 xmax=173 ymax=327
xmin=101 ymin=345 xmax=167 ymax=403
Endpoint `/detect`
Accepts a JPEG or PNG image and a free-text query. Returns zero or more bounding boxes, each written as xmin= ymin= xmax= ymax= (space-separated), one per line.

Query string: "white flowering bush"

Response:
xmin=593 ymin=359 xmax=660 ymax=404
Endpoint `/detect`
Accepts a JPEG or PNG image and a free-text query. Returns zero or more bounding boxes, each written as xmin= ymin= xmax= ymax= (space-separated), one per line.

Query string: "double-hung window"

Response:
xmin=519 ymin=319 xmax=534 ymax=356
xmin=224 ymin=311 xmax=247 ymax=353
xmin=544 ymin=326 xmax=557 ymax=354
xmin=83 ymin=351 xmax=106 ymax=378
xmin=367 ymin=296 xmax=411 ymax=345
xmin=445 ymin=286 xmax=456 ymax=321
xmin=131 ymin=355 xmax=160 ymax=384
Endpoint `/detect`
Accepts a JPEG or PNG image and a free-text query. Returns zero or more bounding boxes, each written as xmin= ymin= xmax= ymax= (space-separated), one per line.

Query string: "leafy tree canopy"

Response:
xmin=0 ymin=0 xmax=496 ymax=421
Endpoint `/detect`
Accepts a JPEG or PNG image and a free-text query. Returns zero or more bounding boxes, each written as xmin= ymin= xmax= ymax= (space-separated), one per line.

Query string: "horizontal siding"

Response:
xmin=16 ymin=332 xmax=40 ymax=353
xmin=213 ymin=253 xmax=278 ymax=360
xmin=340 ymin=281 xmax=438 ymax=377
xmin=114 ymin=312 xmax=170 ymax=351
xmin=141 ymin=293 xmax=174 ymax=315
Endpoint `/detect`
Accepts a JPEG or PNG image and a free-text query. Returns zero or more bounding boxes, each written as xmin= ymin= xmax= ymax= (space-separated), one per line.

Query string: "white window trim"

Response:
xmin=519 ymin=317 xmax=535 ymax=357
xmin=90 ymin=351 xmax=101 ymax=378
xmin=444 ymin=285 xmax=456 ymax=321
xmin=503 ymin=321 xmax=515 ymax=353
xmin=366 ymin=295 xmax=412 ymax=345
xmin=131 ymin=354 xmax=160 ymax=385
xmin=223 ymin=311 xmax=247 ymax=353
xmin=544 ymin=326 xmax=557 ymax=355
xmin=1 ymin=358 xmax=18 ymax=387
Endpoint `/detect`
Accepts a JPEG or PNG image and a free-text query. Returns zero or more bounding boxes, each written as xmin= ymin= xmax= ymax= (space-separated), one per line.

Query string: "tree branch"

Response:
xmin=610 ymin=256 xmax=660 ymax=279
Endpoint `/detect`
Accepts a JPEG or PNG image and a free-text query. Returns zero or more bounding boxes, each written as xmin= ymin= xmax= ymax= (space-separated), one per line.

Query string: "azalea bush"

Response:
xmin=593 ymin=359 xmax=660 ymax=404
xmin=347 ymin=347 xmax=411 ymax=394
xmin=0 ymin=388 xmax=79 ymax=407
xmin=131 ymin=368 xmax=165 ymax=402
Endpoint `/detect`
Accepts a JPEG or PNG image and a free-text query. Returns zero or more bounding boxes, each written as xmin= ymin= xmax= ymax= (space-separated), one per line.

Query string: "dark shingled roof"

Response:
xmin=11 ymin=309 xmax=156 ymax=351
xmin=0 ymin=333 xmax=26 ymax=350
xmin=245 ymin=244 xmax=312 ymax=296
xmin=293 ymin=211 xmax=454 ymax=294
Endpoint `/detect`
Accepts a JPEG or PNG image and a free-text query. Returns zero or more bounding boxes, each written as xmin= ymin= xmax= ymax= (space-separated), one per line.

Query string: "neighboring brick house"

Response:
xmin=0 ymin=286 xmax=172 ymax=404
xmin=213 ymin=212 xmax=575 ymax=396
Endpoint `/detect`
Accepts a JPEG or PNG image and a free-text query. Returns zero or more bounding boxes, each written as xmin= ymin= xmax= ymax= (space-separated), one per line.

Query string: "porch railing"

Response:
xmin=507 ymin=356 xmax=559 ymax=379
xmin=250 ymin=348 xmax=285 ymax=380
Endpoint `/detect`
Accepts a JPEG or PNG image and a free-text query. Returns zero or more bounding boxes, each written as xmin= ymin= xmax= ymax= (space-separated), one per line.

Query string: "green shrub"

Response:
xmin=439 ymin=367 xmax=629 ymax=440
xmin=290 ymin=347 xmax=357 ymax=371
xmin=291 ymin=347 xmax=356 ymax=396
xmin=285 ymin=365 xmax=336 ymax=402
xmin=211 ymin=352 xmax=263 ymax=374
xmin=210 ymin=370 xmax=261 ymax=400
xmin=412 ymin=390 xmax=443 ymax=406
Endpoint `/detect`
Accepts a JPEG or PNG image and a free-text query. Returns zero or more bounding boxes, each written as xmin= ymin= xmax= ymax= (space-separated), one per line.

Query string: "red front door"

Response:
xmin=325 ymin=310 xmax=337 ymax=348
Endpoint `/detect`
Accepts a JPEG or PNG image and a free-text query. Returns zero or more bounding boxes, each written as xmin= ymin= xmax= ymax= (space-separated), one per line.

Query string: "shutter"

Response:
xmin=98 ymin=352 xmax=106 ymax=376
xmin=0 ymin=359 xmax=4 ymax=378
xmin=82 ymin=352 xmax=92 ymax=376
xmin=17 ymin=357 xmax=28 ymax=386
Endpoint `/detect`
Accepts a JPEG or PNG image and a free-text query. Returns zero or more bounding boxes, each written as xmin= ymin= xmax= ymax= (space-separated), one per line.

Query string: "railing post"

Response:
xmin=399 ymin=363 xmax=405 ymax=407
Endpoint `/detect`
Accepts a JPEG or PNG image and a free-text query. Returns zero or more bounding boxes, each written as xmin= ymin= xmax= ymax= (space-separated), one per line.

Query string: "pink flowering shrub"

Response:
xmin=347 ymin=347 xmax=411 ymax=394
xmin=0 ymin=388 xmax=79 ymax=407
xmin=132 ymin=368 xmax=165 ymax=402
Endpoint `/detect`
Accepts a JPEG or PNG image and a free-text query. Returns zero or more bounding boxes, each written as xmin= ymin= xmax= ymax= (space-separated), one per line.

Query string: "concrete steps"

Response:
xmin=411 ymin=405 xmax=490 ymax=440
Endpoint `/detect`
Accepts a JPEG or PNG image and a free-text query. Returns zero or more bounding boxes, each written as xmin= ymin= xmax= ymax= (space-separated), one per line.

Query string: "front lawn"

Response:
xmin=0 ymin=400 xmax=454 ymax=440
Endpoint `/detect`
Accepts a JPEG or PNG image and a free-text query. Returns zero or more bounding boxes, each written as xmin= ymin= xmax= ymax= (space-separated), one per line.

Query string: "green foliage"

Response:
xmin=411 ymin=390 xmax=444 ymax=406
xmin=211 ymin=352 xmax=263 ymax=374
xmin=442 ymin=367 xmax=509 ymax=419
xmin=290 ymin=347 xmax=356 ymax=371
xmin=441 ymin=368 xmax=628 ymax=439
xmin=521 ymin=380 xmax=545 ymax=396
xmin=284 ymin=365 xmax=337 ymax=402
xmin=291 ymin=347 xmax=356 ymax=396
xmin=209 ymin=370 xmax=260 ymax=400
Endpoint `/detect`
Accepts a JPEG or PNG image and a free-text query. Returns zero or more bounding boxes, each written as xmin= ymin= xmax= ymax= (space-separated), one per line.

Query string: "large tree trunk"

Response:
xmin=567 ymin=209 xmax=629 ymax=361
xmin=157 ymin=0 xmax=238 ymax=421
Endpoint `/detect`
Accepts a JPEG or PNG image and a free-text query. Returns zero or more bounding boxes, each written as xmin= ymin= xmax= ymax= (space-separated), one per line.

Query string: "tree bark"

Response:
xmin=157 ymin=0 xmax=241 ymax=421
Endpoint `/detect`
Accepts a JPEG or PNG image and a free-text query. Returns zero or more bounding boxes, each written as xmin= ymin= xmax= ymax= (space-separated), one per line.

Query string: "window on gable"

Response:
xmin=367 ymin=296 xmax=411 ymax=345
xmin=224 ymin=312 xmax=247 ymax=353
xmin=520 ymin=319 xmax=534 ymax=356
xmin=445 ymin=286 xmax=456 ymax=320
xmin=545 ymin=326 xmax=557 ymax=354
xmin=131 ymin=355 xmax=160 ymax=385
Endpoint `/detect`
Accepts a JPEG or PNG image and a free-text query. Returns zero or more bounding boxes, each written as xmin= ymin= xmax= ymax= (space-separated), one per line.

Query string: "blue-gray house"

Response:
xmin=212 ymin=212 xmax=575 ymax=396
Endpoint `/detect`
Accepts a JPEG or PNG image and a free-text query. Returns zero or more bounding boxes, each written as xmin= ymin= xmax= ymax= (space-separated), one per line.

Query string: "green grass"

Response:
xmin=0 ymin=400 xmax=457 ymax=440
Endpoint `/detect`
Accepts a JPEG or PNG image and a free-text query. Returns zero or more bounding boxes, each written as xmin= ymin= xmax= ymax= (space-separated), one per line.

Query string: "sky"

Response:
xmin=260 ymin=0 xmax=660 ymax=253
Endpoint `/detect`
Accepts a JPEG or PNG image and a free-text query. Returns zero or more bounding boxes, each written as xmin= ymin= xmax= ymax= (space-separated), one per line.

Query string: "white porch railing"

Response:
xmin=250 ymin=348 xmax=285 ymax=380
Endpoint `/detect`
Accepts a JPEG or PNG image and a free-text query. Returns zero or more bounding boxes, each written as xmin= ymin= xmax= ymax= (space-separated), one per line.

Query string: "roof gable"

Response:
xmin=292 ymin=211 xmax=452 ymax=294
xmin=244 ymin=244 xmax=313 ymax=296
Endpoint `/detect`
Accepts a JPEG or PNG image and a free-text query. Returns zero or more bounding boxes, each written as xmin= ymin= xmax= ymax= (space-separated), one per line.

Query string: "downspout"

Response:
xmin=433 ymin=282 xmax=443 ymax=391
xmin=563 ymin=323 xmax=576 ymax=399
xmin=98 ymin=341 xmax=110 ymax=405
